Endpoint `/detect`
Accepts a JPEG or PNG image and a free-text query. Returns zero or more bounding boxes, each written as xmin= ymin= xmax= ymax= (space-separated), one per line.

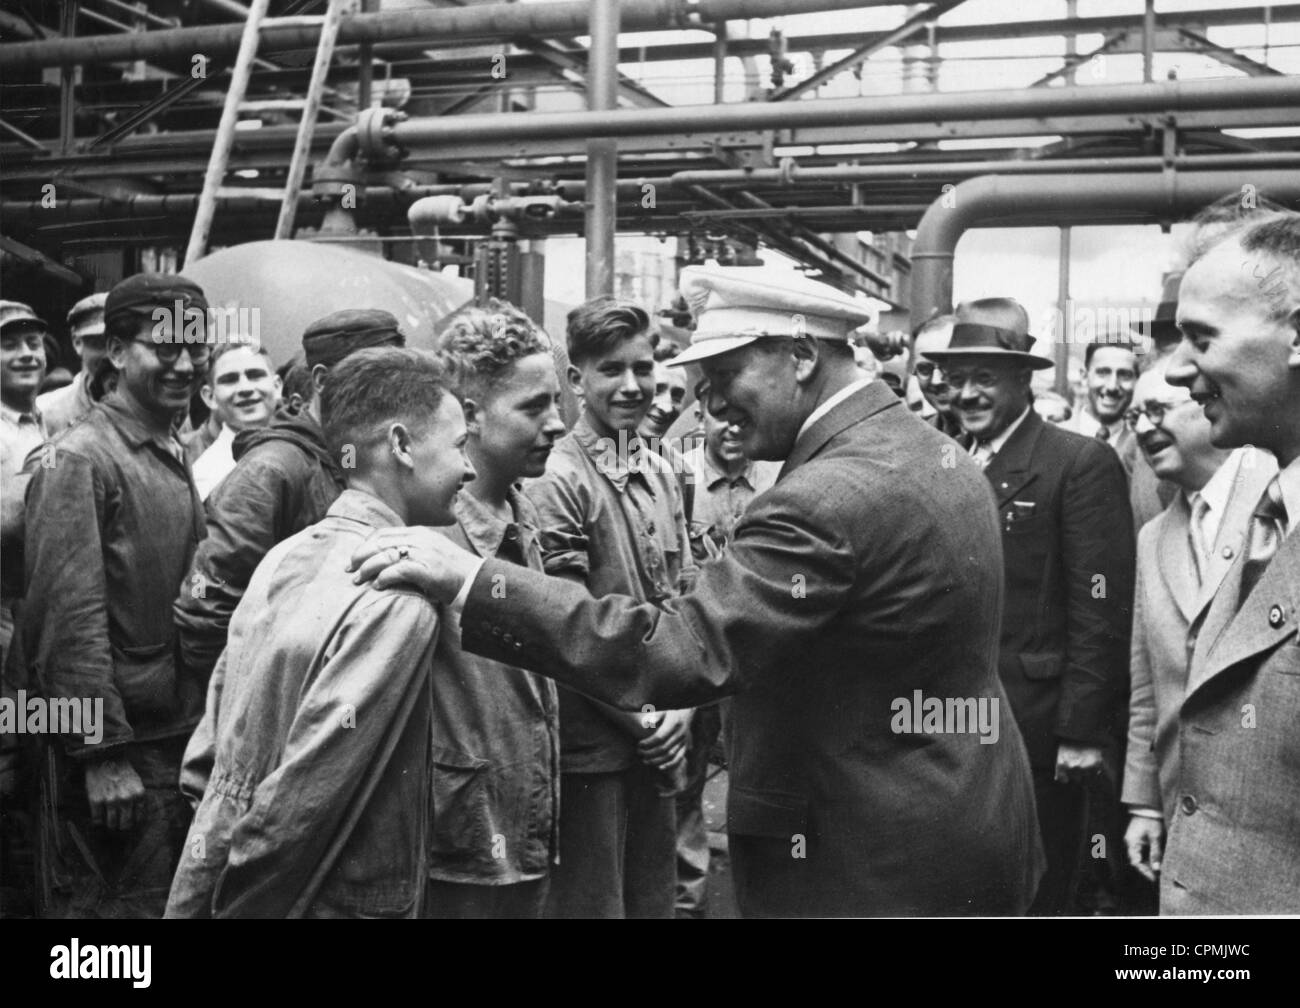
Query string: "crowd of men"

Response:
xmin=0 ymin=191 xmax=1298 ymax=918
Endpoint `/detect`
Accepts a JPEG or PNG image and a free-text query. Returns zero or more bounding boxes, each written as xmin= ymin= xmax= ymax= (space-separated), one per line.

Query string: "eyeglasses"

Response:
xmin=132 ymin=337 xmax=210 ymax=368
xmin=914 ymin=361 xmax=945 ymax=381
xmin=944 ymin=369 xmax=1003 ymax=392
xmin=1124 ymin=400 xmax=1185 ymax=428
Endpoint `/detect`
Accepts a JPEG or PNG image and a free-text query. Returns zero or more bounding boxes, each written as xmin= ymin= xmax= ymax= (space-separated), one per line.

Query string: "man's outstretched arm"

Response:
xmin=352 ymin=488 xmax=856 ymax=712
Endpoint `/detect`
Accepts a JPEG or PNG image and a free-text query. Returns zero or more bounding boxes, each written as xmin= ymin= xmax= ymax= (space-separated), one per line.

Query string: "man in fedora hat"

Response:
xmin=925 ymin=296 xmax=1135 ymax=915
xmin=347 ymin=267 xmax=1044 ymax=917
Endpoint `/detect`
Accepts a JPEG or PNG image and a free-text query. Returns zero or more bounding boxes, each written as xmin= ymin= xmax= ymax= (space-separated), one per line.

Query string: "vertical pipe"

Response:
xmin=1055 ymin=226 xmax=1072 ymax=399
xmin=59 ymin=1 xmax=78 ymax=153
xmin=713 ymin=23 xmax=728 ymax=104
xmin=1064 ymin=0 xmax=1077 ymax=86
xmin=185 ymin=0 xmax=272 ymax=266
xmin=585 ymin=0 xmax=619 ymax=298
xmin=276 ymin=0 xmax=347 ymax=241
xmin=357 ymin=0 xmax=375 ymax=109
xmin=1143 ymin=0 xmax=1155 ymax=83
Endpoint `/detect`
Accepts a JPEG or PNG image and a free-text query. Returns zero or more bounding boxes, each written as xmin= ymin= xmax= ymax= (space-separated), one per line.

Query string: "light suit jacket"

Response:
xmin=1160 ymin=455 xmax=1300 ymax=914
xmin=1122 ymin=450 xmax=1277 ymax=824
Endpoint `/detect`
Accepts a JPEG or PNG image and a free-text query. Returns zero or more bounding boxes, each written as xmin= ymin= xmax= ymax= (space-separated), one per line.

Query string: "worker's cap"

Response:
xmin=671 ymin=265 xmax=875 ymax=366
xmin=0 ymin=300 xmax=48 ymax=335
xmin=105 ymin=273 xmax=209 ymax=327
xmin=67 ymin=292 xmax=108 ymax=341
xmin=302 ymin=308 xmax=406 ymax=370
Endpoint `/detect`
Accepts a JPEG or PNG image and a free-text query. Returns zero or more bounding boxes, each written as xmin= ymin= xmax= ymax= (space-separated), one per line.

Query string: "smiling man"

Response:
xmin=1121 ymin=356 xmax=1275 ymax=901
xmin=23 ymin=273 xmax=210 ymax=918
xmin=350 ymin=267 xmax=1044 ymax=917
xmin=1159 ymin=211 xmax=1300 ymax=914
xmin=186 ymin=340 xmax=282 ymax=499
xmin=37 ymin=293 xmax=107 ymax=439
xmin=926 ymin=297 xmax=1135 ymax=916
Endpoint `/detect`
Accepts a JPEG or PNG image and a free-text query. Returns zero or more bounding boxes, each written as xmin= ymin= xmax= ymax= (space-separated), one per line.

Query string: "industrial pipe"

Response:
xmin=373 ymin=75 xmax=1300 ymax=148
xmin=0 ymin=0 xmax=891 ymax=71
xmin=586 ymin=0 xmax=620 ymax=298
xmin=668 ymin=151 xmax=1300 ymax=187
xmin=909 ymin=169 xmax=1300 ymax=327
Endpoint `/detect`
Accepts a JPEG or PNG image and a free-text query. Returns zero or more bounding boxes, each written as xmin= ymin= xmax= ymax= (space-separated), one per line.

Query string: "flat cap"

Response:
xmin=672 ymin=265 xmax=875 ymax=366
xmin=0 ymin=300 xmax=48 ymax=334
xmin=301 ymin=307 xmax=406 ymax=370
xmin=67 ymin=292 xmax=108 ymax=340
xmin=105 ymin=273 xmax=208 ymax=325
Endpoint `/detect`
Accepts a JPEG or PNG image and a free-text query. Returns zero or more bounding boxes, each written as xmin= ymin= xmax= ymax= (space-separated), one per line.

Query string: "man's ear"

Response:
xmin=1285 ymin=305 xmax=1300 ymax=369
xmin=311 ymin=363 xmax=329 ymax=394
xmin=388 ymin=421 xmax=414 ymax=470
xmin=198 ymin=382 xmax=217 ymax=411
xmin=566 ymin=363 xmax=585 ymax=400
xmin=461 ymin=395 xmax=482 ymax=437
xmin=105 ymin=334 xmax=133 ymax=371
xmin=791 ymin=336 xmax=820 ymax=384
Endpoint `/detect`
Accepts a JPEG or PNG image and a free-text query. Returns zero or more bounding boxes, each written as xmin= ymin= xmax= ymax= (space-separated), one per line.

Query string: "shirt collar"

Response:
xmin=796 ymin=378 xmax=872 ymax=444
xmin=1273 ymin=450 xmax=1300 ymax=538
xmin=452 ymin=486 xmax=529 ymax=558
xmin=1187 ymin=446 xmax=1244 ymax=520
xmin=571 ymin=413 xmax=663 ymax=493
xmin=0 ymin=401 xmax=42 ymax=427
xmin=326 ymin=488 xmax=406 ymax=530
xmin=692 ymin=443 xmax=756 ymax=491
xmin=981 ymin=406 xmax=1032 ymax=456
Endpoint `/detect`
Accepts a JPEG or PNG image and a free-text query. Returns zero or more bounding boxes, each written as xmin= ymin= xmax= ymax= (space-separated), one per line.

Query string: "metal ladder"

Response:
xmin=184 ymin=0 xmax=347 ymax=265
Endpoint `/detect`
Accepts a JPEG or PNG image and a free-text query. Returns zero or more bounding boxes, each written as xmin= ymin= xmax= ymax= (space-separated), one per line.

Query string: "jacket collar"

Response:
xmin=326 ymin=488 xmax=405 ymax=531
xmin=98 ymin=393 xmax=184 ymax=458
xmin=1155 ymin=494 xmax=1201 ymax=624
xmin=982 ymin=408 xmax=1046 ymax=508
xmin=778 ymin=379 xmax=899 ymax=479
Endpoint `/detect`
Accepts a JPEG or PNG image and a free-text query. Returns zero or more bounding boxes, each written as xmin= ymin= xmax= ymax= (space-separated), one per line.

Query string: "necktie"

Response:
xmin=970 ymin=442 xmax=993 ymax=470
xmin=1238 ymin=477 xmax=1288 ymax=607
xmin=1095 ymin=425 xmax=1110 ymax=444
xmin=1188 ymin=492 xmax=1211 ymax=585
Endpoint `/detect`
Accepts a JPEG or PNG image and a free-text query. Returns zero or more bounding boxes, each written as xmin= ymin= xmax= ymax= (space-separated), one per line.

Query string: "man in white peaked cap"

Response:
xmin=350 ymin=267 xmax=1044 ymax=917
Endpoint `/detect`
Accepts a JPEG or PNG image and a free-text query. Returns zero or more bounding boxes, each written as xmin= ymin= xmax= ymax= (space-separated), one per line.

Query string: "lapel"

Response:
xmin=1186 ymin=521 xmax=1300 ymax=698
xmin=1155 ymin=495 xmax=1200 ymax=625
xmin=982 ymin=409 xmax=1044 ymax=509
xmin=778 ymin=380 xmax=899 ymax=480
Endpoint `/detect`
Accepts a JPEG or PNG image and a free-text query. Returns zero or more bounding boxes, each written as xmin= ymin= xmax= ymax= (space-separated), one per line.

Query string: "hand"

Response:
xmin=1054 ymin=742 xmax=1105 ymax=783
xmin=348 ymin=526 xmax=479 ymax=604
xmin=84 ymin=756 xmax=145 ymax=831
xmin=1124 ymin=814 xmax=1165 ymax=883
xmin=638 ymin=709 xmax=692 ymax=771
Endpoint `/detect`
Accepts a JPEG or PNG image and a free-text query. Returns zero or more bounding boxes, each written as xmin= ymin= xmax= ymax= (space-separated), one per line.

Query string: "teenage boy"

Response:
xmin=424 ymin=301 xmax=566 ymax=918
xmin=525 ymin=297 xmax=696 ymax=919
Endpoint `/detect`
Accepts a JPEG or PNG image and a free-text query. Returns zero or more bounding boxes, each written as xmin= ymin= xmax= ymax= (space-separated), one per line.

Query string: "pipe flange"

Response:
xmin=357 ymin=106 xmax=407 ymax=164
xmin=778 ymin=157 xmax=798 ymax=187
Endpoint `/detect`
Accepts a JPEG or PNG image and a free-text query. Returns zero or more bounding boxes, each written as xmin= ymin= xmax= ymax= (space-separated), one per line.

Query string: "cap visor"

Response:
xmin=669 ymin=333 xmax=761 ymax=366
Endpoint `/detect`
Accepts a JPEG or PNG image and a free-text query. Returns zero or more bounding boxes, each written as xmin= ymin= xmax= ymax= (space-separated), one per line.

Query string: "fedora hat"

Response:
xmin=921 ymin=297 xmax=1054 ymax=370
xmin=1132 ymin=271 xmax=1181 ymax=346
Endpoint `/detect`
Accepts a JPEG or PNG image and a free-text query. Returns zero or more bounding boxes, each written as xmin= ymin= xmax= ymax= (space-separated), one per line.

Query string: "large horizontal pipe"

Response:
xmin=380 ymin=76 xmax=1300 ymax=147
xmin=669 ymin=152 xmax=1300 ymax=187
xmin=0 ymin=0 xmax=891 ymax=71
xmin=909 ymin=169 xmax=1300 ymax=327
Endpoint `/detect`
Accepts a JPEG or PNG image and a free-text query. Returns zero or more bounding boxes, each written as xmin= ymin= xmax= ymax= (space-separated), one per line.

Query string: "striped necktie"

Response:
xmin=1239 ymin=476 xmax=1288 ymax=608
xmin=1188 ymin=492 xmax=1211 ymax=586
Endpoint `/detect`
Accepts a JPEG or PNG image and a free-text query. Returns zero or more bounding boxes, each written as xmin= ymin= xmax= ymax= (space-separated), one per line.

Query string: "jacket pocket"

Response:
xmin=430 ymin=745 xmax=492 ymax=857
xmin=1019 ymin=651 xmax=1065 ymax=680
xmin=112 ymin=642 xmax=177 ymax=719
xmin=728 ymin=786 xmax=809 ymax=840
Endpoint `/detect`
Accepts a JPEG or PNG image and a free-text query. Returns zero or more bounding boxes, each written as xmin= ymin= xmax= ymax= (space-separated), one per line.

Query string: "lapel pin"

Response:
xmin=1268 ymin=604 xmax=1286 ymax=629
xmin=1222 ymin=546 xmax=1234 ymax=559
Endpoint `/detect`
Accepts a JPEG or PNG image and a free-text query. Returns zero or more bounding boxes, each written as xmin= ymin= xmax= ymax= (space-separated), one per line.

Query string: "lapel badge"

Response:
xmin=1268 ymin=604 xmax=1286 ymax=629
